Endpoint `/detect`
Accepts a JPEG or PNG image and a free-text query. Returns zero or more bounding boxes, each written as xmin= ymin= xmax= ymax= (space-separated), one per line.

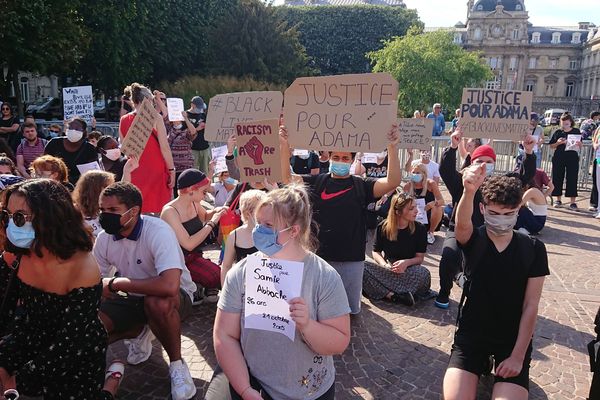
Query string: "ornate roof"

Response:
xmin=472 ymin=0 xmax=525 ymax=12
xmin=284 ymin=0 xmax=406 ymax=6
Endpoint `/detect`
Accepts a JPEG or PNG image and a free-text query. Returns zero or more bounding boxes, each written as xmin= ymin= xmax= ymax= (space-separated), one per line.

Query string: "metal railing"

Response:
xmin=34 ymin=120 xmax=120 ymax=138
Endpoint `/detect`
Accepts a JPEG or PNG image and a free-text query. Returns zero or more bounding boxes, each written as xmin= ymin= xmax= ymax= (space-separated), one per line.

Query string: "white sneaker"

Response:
xmin=125 ymin=325 xmax=155 ymax=365
xmin=427 ymin=232 xmax=435 ymax=245
xmin=595 ymin=212 xmax=600 ymax=219
xmin=169 ymin=360 xmax=197 ymax=400
xmin=589 ymin=206 xmax=598 ymax=212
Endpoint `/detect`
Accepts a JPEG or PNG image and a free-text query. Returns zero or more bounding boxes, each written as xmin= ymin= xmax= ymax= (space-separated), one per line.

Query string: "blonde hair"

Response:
xmin=73 ymin=170 xmax=115 ymax=218
xmin=409 ymin=163 xmax=429 ymax=195
xmin=239 ymin=189 xmax=267 ymax=224
xmin=125 ymin=82 xmax=152 ymax=105
xmin=381 ymin=191 xmax=416 ymax=240
xmin=255 ymin=184 xmax=316 ymax=252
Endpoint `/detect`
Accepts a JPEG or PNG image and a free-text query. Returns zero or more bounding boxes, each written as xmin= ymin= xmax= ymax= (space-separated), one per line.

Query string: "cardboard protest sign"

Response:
xmin=205 ymin=91 xmax=283 ymax=142
xmin=63 ymin=86 xmax=93 ymax=122
xmin=166 ymin=98 xmax=185 ymax=121
xmin=120 ymin=98 xmax=155 ymax=159
xmin=458 ymin=88 xmax=533 ymax=141
xmin=283 ymin=73 xmax=399 ymax=152
xmin=234 ymin=119 xmax=282 ymax=183
xmin=244 ymin=255 xmax=304 ymax=341
xmin=211 ymin=145 xmax=229 ymax=174
xmin=415 ymin=198 xmax=428 ymax=225
xmin=397 ymin=118 xmax=433 ymax=151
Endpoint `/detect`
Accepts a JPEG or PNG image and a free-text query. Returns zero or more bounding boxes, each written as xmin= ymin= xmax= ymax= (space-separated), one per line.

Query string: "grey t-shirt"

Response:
xmin=218 ymin=252 xmax=350 ymax=400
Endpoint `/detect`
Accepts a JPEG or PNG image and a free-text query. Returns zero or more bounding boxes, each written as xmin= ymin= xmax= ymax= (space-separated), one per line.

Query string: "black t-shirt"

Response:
xmin=319 ymin=160 xmax=330 ymax=174
xmin=291 ymin=153 xmax=319 ymax=175
xmin=0 ymin=116 xmax=19 ymax=131
xmin=44 ymin=138 xmax=99 ymax=184
xmin=549 ymin=128 xmax=581 ymax=160
xmin=362 ymin=156 xmax=388 ymax=178
xmin=186 ymin=111 xmax=209 ymax=151
xmin=373 ymin=221 xmax=426 ymax=263
xmin=457 ymin=229 xmax=549 ymax=345
xmin=304 ymin=174 xmax=376 ymax=262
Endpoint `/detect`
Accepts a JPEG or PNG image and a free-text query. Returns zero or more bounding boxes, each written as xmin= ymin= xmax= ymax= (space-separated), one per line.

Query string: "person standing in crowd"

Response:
xmin=73 ymin=170 xmax=116 ymax=238
xmin=186 ymin=96 xmax=210 ymax=174
xmin=434 ymin=131 xmax=536 ymax=309
xmin=44 ymin=117 xmax=99 ymax=185
xmin=443 ymin=171 xmax=548 ymax=400
xmin=161 ymin=169 xmax=225 ymax=303
xmin=515 ymin=180 xmax=548 ymax=235
xmin=427 ymin=103 xmax=445 ymax=137
xmin=290 ymin=150 xmax=320 ymax=175
xmin=362 ymin=191 xmax=433 ymax=306
xmin=549 ymin=113 xmax=581 ymax=209
xmin=0 ymin=102 xmax=20 ymax=151
xmin=281 ymin=124 xmax=401 ymax=315
xmin=405 ymin=149 xmax=441 ymax=184
xmin=94 ymin=182 xmax=197 ymax=400
xmin=30 ymin=155 xmax=74 ymax=191
xmin=526 ymin=113 xmax=544 ymax=169
xmin=16 ymin=122 xmax=46 ymax=178
xmin=97 ymin=136 xmax=126 ymax=181
xmin=119 ymin=83 xmax=176 ymax=214
xmin=318 ymin=151 xmax=331 ymax=174
xmin=404 ymin=163 xmax=445 ymax=244
xmin=451 ymin=109 xmax=461 ymax=132
xmin=458 ymin=137 xmax=482 ymax=169
xmin=213 ymin=185 xmax=351 ymax=399
xmin=210 ymin=169 xmax=236 ymax=208
xmin=120 ymin=88 xmax=135 ymax=119
xmin=593 ymin=127 xmax=600 ymax=219
xmin=580 ymin=111 xmax=600 ymax=141
xmin=166 ymin=112 xmax=198 ymax=195
xmin=0 ymin=179 xmax=124 ymax=399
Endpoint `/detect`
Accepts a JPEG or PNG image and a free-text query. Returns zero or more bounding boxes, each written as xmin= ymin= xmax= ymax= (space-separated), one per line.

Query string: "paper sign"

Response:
xmin=283 ymin=73 xmax=399 ymax=152
xmin=532 ymin=134 xmax=540 ymax=153
xmin=76 ymin=161 xmax=101 ymax=175
xmin=234 ymin=119 xmax=282 ymax=183
xmin=397 ymin=118 xmax=433 ymax=151
xmin=458 ymin=88 xmax=533 ymax=141
xmin=244 ymin=255 xmax=304 ymax=341
xmin=120 ymin=98 xmax=156 ymax=158
xmin=205 ymin=91 xmax=283 ymax=142
xmin=415 ymin=198 xmax=428 ymax=225
xmin=362 ymin=153 xmax=379 ymax=164
xmin=292 ymin=149 xmax=309 ymax=157
xmin=167 ymin=98 xmax=185 ymax=122
xmin=63 ymin=86 xmax=93 ymax=123
xmin=566 ymin=134 xmax=581 ymax=152
xmin=211 ymin=145 xmax=229 ymax=174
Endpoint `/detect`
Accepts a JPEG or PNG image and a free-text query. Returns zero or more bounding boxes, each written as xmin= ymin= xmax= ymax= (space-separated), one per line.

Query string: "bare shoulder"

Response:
xmin=67 ymin=251 xmax=102 ymax=289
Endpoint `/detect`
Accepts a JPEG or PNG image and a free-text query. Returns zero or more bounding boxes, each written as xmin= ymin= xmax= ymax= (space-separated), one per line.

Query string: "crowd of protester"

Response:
xmin=0 ymin=88 xmax=598 ymax=400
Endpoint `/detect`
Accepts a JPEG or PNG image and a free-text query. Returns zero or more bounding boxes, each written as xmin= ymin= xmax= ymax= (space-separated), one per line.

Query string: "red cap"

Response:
xmin=471 ymin=144 xmax=496 ymax=162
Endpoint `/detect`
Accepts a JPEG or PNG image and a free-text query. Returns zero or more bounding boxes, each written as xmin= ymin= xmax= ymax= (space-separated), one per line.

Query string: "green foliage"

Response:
xmin=275 ymin=5 xmax=422 ymax=75
xmin=369 ymin=29 xmax=493 ymax=117
xmin=158 ymin=75 xmax=286 ymax=104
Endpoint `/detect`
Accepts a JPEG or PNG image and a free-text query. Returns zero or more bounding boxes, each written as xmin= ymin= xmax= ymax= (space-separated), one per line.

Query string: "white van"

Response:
xmin=542 ymin=109 xmax=568 ymax=126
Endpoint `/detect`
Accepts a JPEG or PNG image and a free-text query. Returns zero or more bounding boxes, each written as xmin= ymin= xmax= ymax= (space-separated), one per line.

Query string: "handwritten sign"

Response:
xmin=244 ymin=255 xmax=304 ymax=341
xmin=63 ymin=86 xmax=93 ymax=122
xmin=397 ymin=118 xmax=433 ymax=151
xmin=458 ymin=88 xmax=533 ymax=141
xmin=292 ymin=149 xmax=309 ymax=157
xmin=211 ymin=145 xmax=229 ymax=174
xmin=283 ymin=73 xmax=399 ymax=152
xmin=167 ymin=98 xmax=185 ymax=122
xmin=415 ymin=198 xmax=428 ymax=225
xmin=234 ymin=119 xmax=282 ymax=183
xmin=120 ymin=98 xmax=155 ymax=159
xmin=566 ymin=134 xmax=581 ymax=152
xmin=205 ymin=91 xmax=283 ymax=142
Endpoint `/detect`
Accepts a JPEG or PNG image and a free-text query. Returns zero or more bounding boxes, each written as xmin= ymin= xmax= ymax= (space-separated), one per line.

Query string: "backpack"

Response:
xmin=312 ymin=173 xmax=366 ymax=209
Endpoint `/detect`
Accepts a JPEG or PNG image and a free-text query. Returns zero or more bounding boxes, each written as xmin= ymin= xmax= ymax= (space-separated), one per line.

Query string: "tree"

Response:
xmin=368 ymin=28 xmax=493 ymax=116
xmin=275 ymin=5 xmax=422 ymax=75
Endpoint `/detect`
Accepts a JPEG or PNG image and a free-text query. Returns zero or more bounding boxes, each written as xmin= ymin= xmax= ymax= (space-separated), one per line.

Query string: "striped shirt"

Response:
xmin=16 ymin=138 xmax=47 ymax=169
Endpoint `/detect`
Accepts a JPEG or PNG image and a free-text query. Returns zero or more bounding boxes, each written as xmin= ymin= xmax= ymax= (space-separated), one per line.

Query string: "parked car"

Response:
xmin=542 ymin=109 xmax=568 ymax=126
xmin=31 ymin=98 xmax=63 ymax=120
xmin=26 ymin=97 xmax=55 ymax=115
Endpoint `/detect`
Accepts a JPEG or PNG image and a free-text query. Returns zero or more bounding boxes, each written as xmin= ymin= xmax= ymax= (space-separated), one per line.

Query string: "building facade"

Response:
xmin=456 ymin=0 xmax=599 ymax=116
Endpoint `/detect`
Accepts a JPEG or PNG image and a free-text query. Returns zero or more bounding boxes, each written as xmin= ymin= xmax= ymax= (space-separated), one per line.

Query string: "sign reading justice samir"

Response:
xmin=458 ymin=88 xmax=532 ymax=141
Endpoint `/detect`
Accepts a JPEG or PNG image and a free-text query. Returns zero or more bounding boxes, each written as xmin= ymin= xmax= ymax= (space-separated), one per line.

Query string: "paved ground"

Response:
xmin=106 ymin=193 xmax=599 ymax=400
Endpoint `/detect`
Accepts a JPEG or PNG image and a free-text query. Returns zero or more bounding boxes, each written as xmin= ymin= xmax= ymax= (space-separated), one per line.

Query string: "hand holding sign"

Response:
xmin=235 ymin=119 xmax=282 ymax=183
xmin=523 ymin=134 xmax=536 ymax=154
xmin=289 ymin=298 xmax=310 ymax=331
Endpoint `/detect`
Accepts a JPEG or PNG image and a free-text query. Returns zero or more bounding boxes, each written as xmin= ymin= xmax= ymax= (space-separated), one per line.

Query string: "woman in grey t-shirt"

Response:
xmin=214 ymin=185 xmax=351 ymax=400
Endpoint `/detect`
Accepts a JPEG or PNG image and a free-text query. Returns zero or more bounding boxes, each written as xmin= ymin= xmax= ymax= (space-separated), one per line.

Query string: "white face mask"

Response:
xmin=65 ymin=129 xmax=83 ymax=143
xmin=104 ymin=148 xmax=121 ymax=161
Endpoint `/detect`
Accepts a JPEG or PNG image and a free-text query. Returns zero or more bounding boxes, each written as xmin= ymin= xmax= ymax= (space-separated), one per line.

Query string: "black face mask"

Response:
xmin=99 ymin=209 xmax=132 ymax=235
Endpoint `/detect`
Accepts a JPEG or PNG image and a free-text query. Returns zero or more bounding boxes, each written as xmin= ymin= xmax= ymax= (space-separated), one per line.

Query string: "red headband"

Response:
xmin=179 ymin=178 xmax=210 ymax=194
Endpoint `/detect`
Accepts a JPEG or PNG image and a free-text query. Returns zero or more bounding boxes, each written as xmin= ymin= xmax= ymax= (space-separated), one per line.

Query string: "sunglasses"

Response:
xmin=49 ymin=129 xmax=60 ymax=134
xmin=1 ymin=108 xmax=10 ymax=111
xmin=1 ymin=210 xmax=32 ymax=227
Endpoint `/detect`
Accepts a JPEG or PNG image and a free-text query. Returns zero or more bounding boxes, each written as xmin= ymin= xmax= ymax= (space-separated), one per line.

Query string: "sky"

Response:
xmin=273 ymin=0 xmax=599 ymax=28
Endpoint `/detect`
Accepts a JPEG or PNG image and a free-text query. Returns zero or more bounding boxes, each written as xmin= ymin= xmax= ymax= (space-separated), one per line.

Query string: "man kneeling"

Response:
xmin=94 ymin=182 xmax=197 ymax=400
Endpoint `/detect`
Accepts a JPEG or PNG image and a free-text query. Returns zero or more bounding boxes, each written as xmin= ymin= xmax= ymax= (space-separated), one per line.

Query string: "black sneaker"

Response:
xmin=388 ymin=292 xmax=415 ymax=306
xmin=569 ymin=203 xmax=578 ymax=210
xmin=553 ymin=200 xmax=562 ymax=208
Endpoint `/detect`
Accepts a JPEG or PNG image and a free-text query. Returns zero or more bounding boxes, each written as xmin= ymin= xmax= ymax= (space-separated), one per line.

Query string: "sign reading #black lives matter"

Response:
xmin=458 ymin=88 xmax=533 ymax=141
xmin=283 ymin=73 xmax=399 ymax=152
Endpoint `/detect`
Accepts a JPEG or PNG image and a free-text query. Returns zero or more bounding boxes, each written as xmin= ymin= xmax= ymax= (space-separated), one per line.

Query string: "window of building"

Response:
xmin=489 ymin=57 xmax=503 ymax=70
xmin=486 ymin=76 xmax=501 ymax=90
xmin=512 ymin=28 xmax=520 ymax=40
xmin=569 ymin=59 xmax=578 ymax=70
xmin=477 ymin=4 xmax=483 ymax=10
xmin=565 ymin=82 xmax=575 ymax=97
xmin=531 ymin=32 xmax=541 ymax=44
xmin=552 ymin=32 xmax=561 ymax=44
xmin=549 ymin=58 xmax=558 ymax=68
xmin=19 ymin=77 xmax=29 ymax=103
xmin=454 ymin=33 xmax=462 ymax=44
xmin=509 ymin=56 xmax=518 ymax=71
xmin=515 ymin=3 xmax=522 ymax=10
xmin=572 ymin=32 xmax=581 ymax=44
xmin=529 ymin=57 xmax=537 ymax=69
xmin=546 ymin=84 xmax=554 ymax=96
xmin=474 ymin=27 xmax=482 ymax=40
xmin=525 ymin=80 xmax=535 ymax=92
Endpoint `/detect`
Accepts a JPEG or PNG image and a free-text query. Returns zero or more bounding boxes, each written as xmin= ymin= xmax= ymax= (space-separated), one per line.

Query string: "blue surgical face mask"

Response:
xmin=224 ymin=177 xmax=236 ymax=185
xmin=411 ymin=173 xmax=423 ymax=183
xmin=6 ymin=219 xmax=36 ymax=249
xmin=485 ymin=163 xmax=495 ymax=176
xmin=252 ymin=224 xmax=292 ymax=256
xmin=329 ymin=161 xmax=351 ymax=177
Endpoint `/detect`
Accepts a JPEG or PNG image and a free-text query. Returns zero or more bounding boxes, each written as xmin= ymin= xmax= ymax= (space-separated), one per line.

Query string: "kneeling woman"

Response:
xmin=515 ymin=182 xmax=548 ymax=235
xmin=214 ymin=185 xmax=350 ymax=400
xmin=363 ymin=190 xmax=432 ymax=306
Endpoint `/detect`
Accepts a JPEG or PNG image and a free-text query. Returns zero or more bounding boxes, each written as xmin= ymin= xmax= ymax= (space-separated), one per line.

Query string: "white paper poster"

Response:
xmin=292 ymin=149 xmax=309 ymax=157
xmin=244 ymin=255 xmax=304 ymax=341
xmin=76 ymin=161 xmax=101 ymax=175
xmin=415 ymin=198 xmax=428 ymax=225
xmin=362 ymin=153 xmax=379 ymax=164
xmin=211 ymin=145 xmax=228 ymax=174
xmin=566 ymin=134 xmax=581 ymax=152
xmin=63 ymin=86 xmax=93 ymax=122
xmin=531 ymin=134 xmax=540 ymax=153
xmin=167 ymin=98 xmax=185 ymax=122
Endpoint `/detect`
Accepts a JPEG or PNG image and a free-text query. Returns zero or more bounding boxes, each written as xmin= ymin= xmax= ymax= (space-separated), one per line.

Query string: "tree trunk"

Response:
xmin=10 ymin=67 xmax=24 ymax=119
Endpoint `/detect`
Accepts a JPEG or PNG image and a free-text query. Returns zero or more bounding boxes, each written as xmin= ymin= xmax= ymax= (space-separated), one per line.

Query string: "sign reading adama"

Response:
xmin=458 ymin=88 xmax=533 ymax=141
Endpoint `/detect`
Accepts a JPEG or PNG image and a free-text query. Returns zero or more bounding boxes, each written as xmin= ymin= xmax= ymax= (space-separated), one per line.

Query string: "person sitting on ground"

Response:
xmin=515 ymin=179 xmax=548 ymax=235
xmin=29 ymin=155 xmax=74 ymax=191
xmin=532 ymin=168 xmax=554 ymax=199
xmin=362 ymin=190 xmax=434 ymax=306
xmin=0 ymin=155 xmax=18 ymax=176
xmin=443 ymin=172 xmax=548 ymax=400
xmin=160 ymin=169 xmax=225 ymax=304
xmin=0 ymin=179 xmax=124 ymax=399
xmin=87 ymin=130 xmax=102 ymax=147
xmin=213 ymin=184 xmax=351 ymax=399
xmin=73 ymin=170 xmax=116 ymax=238
xmin=405 ymin=149 xmax=441 ymax=184
xmin=403 ymin=162 xmax=445 ymax=244
xmin=290 ymin=150 xmax=320 ymax=175
xmin=210 ymin=169 xmax=237 ymax=208
xmin=16 ymin=122 xmax=47 ymax=178
xmin=94 ymin=182 xmax=197 ymax=400
xmin=221 ymin=189 xmax=266 ymax=286
xmin=97 ymin=136 xmax=126 ymax=181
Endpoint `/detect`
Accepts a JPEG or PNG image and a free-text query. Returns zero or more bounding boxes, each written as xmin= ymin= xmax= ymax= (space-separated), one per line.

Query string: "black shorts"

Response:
xmin=448 ymin=335 xmax=533 ymax=390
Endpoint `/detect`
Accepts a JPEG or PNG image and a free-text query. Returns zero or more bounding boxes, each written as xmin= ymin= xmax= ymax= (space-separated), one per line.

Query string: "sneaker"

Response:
xmin=125 ymin=325 xmax=154 ymax=365
xmin=169 ymin=360 xmax=197 ymax=400
xmin=589 ymin=206 xmax=598 ymax=212
xmin=192 ymin=287 xmax=204 ymax=306
xmin=427 ymin=232 xmax=435 ymax=245
xmin=595 ymin=212 xmax=600 ymax=219
xmin=204 ymin=288 xmax=219 ymax=303
xmin=434 ymin=294 xmax=450 ymax=309
xmin=569 ymin=203 xmax=578 ymax=210
xmin=553 ymin=200 xmax=562 ymax=207
xmin=415 ymin=289 xmax=438 ymax=301
xmin=388 ymin=292 xmax=415 ymax=306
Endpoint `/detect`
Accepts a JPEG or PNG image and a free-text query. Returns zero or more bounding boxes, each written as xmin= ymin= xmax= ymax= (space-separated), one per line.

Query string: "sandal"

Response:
xmin=3 ymin=389 xmax=19 ymax=400
xmin=105 ymin=360 xmax=125 ymax=391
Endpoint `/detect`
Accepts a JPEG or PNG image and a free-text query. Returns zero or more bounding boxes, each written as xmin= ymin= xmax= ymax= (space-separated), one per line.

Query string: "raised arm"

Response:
xmin=440 ymin=131 xmax=464 ymax=203
xmin=455 ymin=163 xmax=486 ymax=245
xmin=373 ymin=123 xmax=401 ymax=198
xmin=279 ymin=125 xmax=303 ymax=185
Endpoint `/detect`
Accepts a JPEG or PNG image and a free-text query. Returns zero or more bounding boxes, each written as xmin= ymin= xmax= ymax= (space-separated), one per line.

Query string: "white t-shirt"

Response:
xmin=411 ymin=159 xmax=440 ymax=181
xmin=212 ymin=182 xmax=234 ymax=207
xmin=93 ymin=216 xmax=196 ymax=300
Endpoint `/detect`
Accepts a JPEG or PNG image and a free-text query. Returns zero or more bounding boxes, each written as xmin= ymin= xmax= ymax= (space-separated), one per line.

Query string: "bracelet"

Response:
xmin=108 ymin=276 xmax=118 ymax=293
xmin=206 ymin=221 xmax=216 ymax=229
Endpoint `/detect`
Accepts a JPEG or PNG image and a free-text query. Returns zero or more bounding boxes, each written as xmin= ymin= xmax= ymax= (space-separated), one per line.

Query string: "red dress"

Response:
xmin=119 ymin=113 xmax=171 ymax=213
